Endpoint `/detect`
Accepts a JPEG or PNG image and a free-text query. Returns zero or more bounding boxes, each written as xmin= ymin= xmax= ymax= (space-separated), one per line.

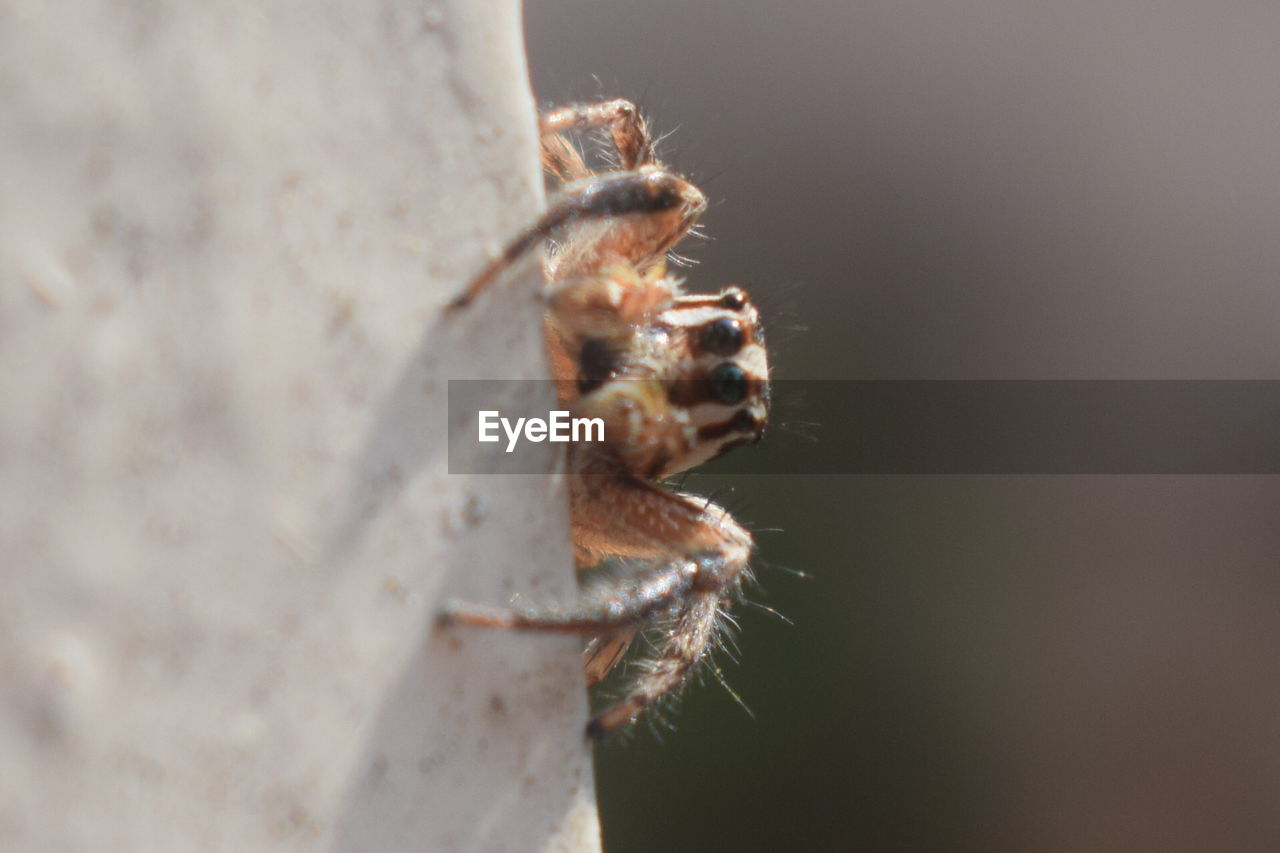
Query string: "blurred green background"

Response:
xmin=526 ymin=3 xmax=1280 ymax=850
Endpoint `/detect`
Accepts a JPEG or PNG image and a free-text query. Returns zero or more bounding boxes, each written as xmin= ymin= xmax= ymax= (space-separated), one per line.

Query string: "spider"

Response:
xmin=443 ymin=99 xmax=771 ymax=739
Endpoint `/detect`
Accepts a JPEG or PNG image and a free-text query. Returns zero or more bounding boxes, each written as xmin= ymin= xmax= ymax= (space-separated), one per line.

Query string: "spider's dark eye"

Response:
xmin=699 ymin=318 xmax=744 ymax=356
xmin=577 ymin=338 xmax=617 ymax=393
xmin=719 ymin=288 xmax=746 ymax=311
xmin=708 ymin=363 xmax=749 ymax=405
xmin=729 ymin=409 xmax=758 ymax=433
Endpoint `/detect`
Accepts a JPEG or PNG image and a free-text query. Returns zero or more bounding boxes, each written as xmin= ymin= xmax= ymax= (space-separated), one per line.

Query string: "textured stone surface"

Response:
xmin=0 ymin=1 xmax=599 ymax=850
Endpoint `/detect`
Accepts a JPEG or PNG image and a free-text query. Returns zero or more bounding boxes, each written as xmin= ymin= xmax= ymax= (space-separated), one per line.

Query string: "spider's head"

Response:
xmin=659 ymin=285 xmax=771 ymax=476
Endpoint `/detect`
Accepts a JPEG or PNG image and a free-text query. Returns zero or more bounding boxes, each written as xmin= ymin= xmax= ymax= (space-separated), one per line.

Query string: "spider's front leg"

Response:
xmin=586 ymin=588 xmax=729 ymax=740
xmin=572 ymin=475 xmax=756 ymax=739
xmin=448 ymin=167 xmax=705 ymax=310
xmin=440 ymin=469 xmax=755 ymax=740
xmin=438 ymin=398 xmax=710 ymax=639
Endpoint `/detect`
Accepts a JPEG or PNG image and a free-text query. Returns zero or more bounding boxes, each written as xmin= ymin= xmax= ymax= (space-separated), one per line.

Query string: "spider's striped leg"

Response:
xmin=447 ymin=167 xmax=705 ymax=310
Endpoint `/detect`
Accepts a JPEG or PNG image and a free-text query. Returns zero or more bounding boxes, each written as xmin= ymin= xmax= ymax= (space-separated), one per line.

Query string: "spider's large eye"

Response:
xmin=699 ymin=318 xmax=744 ymax=356
xmin=708 ymin=363 xmax=749 ymax=405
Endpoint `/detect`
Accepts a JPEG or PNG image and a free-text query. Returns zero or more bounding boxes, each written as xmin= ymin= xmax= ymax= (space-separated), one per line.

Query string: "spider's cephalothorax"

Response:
xmin=444 ymin=99 xmax=771 ymax=739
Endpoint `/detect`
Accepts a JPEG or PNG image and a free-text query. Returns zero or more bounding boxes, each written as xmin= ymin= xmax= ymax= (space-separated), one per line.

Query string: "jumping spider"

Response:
xmin=444 ymin=99 xmax=771 ymax=739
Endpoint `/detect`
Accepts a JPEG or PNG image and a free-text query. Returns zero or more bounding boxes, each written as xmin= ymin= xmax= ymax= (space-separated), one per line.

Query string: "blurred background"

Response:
xmin=526 ymin=2 xmax=1280 ymax=851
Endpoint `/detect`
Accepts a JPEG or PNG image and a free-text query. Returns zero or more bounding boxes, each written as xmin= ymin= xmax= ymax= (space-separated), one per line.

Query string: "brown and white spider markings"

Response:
xmin=443 ymin=99 xmax=771 ymax=739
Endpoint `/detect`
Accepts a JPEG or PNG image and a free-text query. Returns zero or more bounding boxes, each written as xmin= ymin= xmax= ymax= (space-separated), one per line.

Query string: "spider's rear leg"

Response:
xmin=447 ymin=166 xmax=705 ymax=310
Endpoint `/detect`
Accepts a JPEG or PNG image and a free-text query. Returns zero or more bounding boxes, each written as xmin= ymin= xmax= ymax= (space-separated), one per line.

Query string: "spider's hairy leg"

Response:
xmin=438 ymin=557 xmax=698 ymax=634
xmin=541 ymin=132 xmax=590 ymax=183
xmin=568 ymin=474 xmax=753 ymax=571
xmin=587 ymin=591 xmax=726 ymax=740
xmin=441 ymin=471 xmax=756 ymax=738
xmin=540 ymin=99 xmax=655 ymax=172
xmin=567 ymin=476 xmax=756 ymax=738
xmin=447 ymin=167 xmax=705 ymax=310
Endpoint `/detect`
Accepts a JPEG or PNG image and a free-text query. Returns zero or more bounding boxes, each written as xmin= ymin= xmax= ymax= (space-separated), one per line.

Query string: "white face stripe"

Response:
xmin=725 ymin=342 xmax=768 ymax=383
xmin=659 ymin=302 xmax=762 ymax=332
xmin=670 ymin=434 xmax=729 ymax=473
xmin=687 ymin=399 xmax=769 ymax=430
xmin=662 ymin=304 xmax=747 ymax=327
xmin=664 ymin=395 xmax=768 ymax=477
xmin=687 ymin=400 xmax=738 ymax=426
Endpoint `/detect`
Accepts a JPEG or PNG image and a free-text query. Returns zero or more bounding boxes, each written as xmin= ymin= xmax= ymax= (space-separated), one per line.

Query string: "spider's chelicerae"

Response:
xmin=444 ymin=99 xmax=771 ymax=739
